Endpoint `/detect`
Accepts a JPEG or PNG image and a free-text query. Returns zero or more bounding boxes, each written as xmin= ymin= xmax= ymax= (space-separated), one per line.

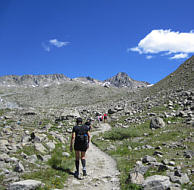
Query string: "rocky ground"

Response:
xmin=0 ymin=56 xmax=193 ymax=189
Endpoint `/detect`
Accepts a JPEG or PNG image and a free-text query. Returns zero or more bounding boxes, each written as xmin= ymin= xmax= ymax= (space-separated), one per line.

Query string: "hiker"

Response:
xmin=97 ymin=115 xmax=101 ymax=123
xmin=85 ymin=118 xmax=92 ymax=131
xmin=103 ymin=113 xmax=108 ymax=123
xmin=70 ymin=117 xmax=90 ymax=178
xmin=100 ymin=115 xmax=103 ymax=122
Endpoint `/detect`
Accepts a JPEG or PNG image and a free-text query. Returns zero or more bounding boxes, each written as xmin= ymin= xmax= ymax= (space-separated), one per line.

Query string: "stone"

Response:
xmin=14 ymin=161 xmax=25 ymax=173
xmin=28 ymin=155 xmax=38 ymax=163
xmin=46 ymin=142 xmax=55 ymax=151
xmin=142 ymin=155 xmax=157 ymax=163
xmin=135 ymin=164 xmax=150 ymax=175
xmin=169 ymin=161 xmax=176 ymax=166
xmin=34 ymin=143 xmax=47 ymax=153
xmin=108 ymin=109 xmax=116 ymax=114
xmin=158 ymin=164 xmax=168 ymax=172
xmin=143 ymin=175 xmax=171 ymax=190
xmin=8 ymin=179 xmax=42 ymax=190
xmin=62 ymin=152 xmax=70 ymax=157
xmin=150 ymin=117 xmax=165 ymax=129
xmin=127 ymin=171 xmax=144 ymax=185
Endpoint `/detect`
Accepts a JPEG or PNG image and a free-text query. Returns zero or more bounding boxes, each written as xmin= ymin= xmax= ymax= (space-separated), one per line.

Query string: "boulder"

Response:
xmin=150 ymin=117 xmax=165 ymax=129
xmin=61 ymin=109 xmax=80 ymax=119
xmin=127 ymin=171 xmax=144 ymax=185
xmin=14 ymin=161 xmax=25 ymax=173
xmin=143 ymin=175 xmax=171 ymax=190
xmin=34 ymin=143 xmax=47 ymax=153
xmin=45 ymin=142 xmax=55 ymax=151
xmin=108 ymin=109 xmax=116 ymax=114
xmin=8 ymin=179 xmax=42 ymax=190
xmin=142 ymin=155 xmax=157 ymax=163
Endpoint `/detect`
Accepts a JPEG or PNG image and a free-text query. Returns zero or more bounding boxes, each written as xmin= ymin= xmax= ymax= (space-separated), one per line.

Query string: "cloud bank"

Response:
xmin=130 ymin=29 xmax=194 ymax=59
xmin=42 ymin=39 xmax=70 ymax=52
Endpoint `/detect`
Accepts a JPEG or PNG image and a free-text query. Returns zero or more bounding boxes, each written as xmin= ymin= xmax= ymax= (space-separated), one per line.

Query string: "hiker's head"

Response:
xmin=85 ymin=118 xmax=91 ymax=125
xmin=76 ymin=117 xmax=82 ymax=125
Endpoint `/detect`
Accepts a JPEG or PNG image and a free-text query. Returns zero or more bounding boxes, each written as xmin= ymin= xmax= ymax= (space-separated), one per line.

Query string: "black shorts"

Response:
xmin=74 ymin=142 xmax=88 ymax=152
xmin=104 ymin=116 xmax=107 ymax=119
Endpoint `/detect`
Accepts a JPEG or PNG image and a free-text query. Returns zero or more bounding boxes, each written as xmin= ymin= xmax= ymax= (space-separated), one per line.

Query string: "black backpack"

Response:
xmin=76 ymin=125 xmax=88 ymax=143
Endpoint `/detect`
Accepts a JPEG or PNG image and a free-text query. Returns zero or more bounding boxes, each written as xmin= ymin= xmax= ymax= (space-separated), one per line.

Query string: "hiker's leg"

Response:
xmin=81 ymin=151 xmax=87 ymax=175
xmin=75 ymin=151 xmax=80 ymax=172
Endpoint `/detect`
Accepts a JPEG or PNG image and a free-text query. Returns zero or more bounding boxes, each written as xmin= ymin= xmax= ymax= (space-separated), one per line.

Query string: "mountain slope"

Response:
xmin=150 ymin=55 xmax=194 ymax=92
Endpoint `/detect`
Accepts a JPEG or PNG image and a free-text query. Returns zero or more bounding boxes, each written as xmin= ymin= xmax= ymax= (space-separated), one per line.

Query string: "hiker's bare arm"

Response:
xmin=70 ymin=132 xmax=75 ymax=151
xmin=87 ymin=132 xmax=90 ymax=149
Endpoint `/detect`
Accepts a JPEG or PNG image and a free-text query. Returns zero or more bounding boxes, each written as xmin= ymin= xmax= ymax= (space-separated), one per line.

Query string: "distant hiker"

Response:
xmin=100 ymin=115 xmax=103 ymax=122
xmin=85 ymin=118 xmax=92 ymax=131
xmin=97 ymin=115 xmax=101 ymax=123
xmin=103 ymin=113 xmax=108 ymax=123
xmin=70 ymin=117 xmax=90 ymax=178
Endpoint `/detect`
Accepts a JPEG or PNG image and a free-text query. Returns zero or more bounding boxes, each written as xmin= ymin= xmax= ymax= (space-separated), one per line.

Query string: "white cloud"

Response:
xmin=42 ymin=39 xmax=70 ymax=52
xmin=130 ymin=29 xmax=194 ymax=59
xmin=146 ymin=55 xmax=153 ymax=59
xmin=169 ymin=53 xmax=188 ymax=60
xmin=49 ymin=39 xmax=69 ymax=48
xmin=41 ymin=42 xmax=50 ymax=52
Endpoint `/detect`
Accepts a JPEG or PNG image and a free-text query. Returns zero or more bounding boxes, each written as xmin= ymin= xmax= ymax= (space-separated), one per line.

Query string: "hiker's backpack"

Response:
xmin=76 ymin=126 xmax=88 ymax=144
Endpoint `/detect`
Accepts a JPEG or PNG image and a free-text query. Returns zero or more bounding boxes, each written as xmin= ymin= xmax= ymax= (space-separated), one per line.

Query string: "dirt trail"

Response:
xmin=64 ymin=123 xmax=120 ymax=190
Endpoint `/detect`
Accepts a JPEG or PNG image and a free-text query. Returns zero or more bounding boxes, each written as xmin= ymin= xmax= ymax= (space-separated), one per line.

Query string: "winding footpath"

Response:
xmin=64 ymin=123 xmax=120 ymax=190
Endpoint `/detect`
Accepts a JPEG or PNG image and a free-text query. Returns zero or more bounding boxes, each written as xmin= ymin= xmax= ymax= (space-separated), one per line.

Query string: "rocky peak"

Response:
xmin=105 ymin=72 xmax=149 ymax=88
xmin=0 ymin=74 xmax=70 ymax=87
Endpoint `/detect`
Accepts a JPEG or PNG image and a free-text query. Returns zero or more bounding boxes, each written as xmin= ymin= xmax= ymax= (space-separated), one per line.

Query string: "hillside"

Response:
xmin=150 ymin=55 xmax=194 ymax=92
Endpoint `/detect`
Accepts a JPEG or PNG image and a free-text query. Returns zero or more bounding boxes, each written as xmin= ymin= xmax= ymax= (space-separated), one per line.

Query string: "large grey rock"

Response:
xmin=142 ymin=155 xmax=157 ymax=163
xmin=8 ymin=179 xmax=42 ymax=190
xmin=143 ymin=175 xmax=171 ymax=190
xmin=170 ymin=172 xmax=190 ymax=185
xmin=14 ymin=161 xmax=25 ymax=173
xmin=61 ymin=109 xmax=80 ymax=119
xmin=34 ymin=143 xmax=47 ymax=153
xmin=150 ymin=117 xmax=165 ymax=129
xmin=45 ymin=142 xmax=55 ymax=151
xmin=127 ymin=172 xmax=144 ymax=185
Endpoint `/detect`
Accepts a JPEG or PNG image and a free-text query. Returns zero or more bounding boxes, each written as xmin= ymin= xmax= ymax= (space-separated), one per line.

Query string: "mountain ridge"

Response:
xmin=0 ymin=72 xmax=150 ymax=89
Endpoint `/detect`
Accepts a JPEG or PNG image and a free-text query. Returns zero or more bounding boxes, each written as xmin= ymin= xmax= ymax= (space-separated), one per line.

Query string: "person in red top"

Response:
xmin=103 ymin=113 xmax=107 ymax=123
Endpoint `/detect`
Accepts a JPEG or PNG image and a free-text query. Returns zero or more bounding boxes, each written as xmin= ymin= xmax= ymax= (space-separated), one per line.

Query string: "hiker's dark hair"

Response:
xmin=76 ymin=117 xmax=83 ymax=124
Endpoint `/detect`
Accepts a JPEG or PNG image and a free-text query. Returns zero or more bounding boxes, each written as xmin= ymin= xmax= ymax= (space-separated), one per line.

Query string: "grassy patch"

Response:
xmin=22 ymin=143 xmax=74 ymax=189
xmin=105 ymin=120 xmax=151 ymax=141
xmin=93 ymin=118 xmax=194 ymax=190
xmin=16 ymin=145 xmax=40 ymax=156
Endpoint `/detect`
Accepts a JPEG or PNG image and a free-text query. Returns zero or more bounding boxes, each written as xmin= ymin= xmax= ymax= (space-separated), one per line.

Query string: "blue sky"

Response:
xmin=0 ymin=0 xmax=194 ymax=84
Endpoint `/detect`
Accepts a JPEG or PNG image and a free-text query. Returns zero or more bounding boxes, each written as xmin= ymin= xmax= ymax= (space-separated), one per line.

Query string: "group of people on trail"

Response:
xmin=70 ymin=114 xmax=108 ymax=178
xmin=97 ymin=113 xmax=108 ymax=123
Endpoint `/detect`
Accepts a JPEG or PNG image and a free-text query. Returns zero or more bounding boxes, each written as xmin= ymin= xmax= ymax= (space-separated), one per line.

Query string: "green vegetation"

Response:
xmin=103 ymin=121 xmax=151 ymax=140
xmin=16 ymin=145 xmax=41 ymax=156
xmin=22 ymin=143 xmax=74 ymax=189
xmin=93 ymin=115 xmax=194 ymax=190
xmin=0 ymin=108 xmax=11 ymax=116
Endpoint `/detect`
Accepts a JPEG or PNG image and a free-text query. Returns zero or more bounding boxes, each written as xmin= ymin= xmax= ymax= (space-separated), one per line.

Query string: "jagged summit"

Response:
xmin=0 ymin=74 xmax=70 ymax=87
xmin=0 ymin=72 xmax=149 ymax=88
xmin=105 ymin=72 xmax=149 ymax=88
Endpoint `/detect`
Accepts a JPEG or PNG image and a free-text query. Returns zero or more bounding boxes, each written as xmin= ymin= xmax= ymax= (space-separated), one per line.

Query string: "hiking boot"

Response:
xmin=74 ymin=171 xmax=79 ymax=178
xmin=83 ymin=170 xmax=87 ymax=176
